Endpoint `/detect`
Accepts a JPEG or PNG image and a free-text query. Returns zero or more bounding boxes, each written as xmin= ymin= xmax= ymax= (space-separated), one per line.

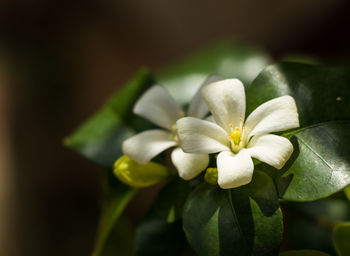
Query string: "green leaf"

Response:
xmin=278 ymin=121 xmax=350 ymax=201
xmin=279 ymin=250 xmax=331 ymax=256
xmin=158 ymin=40 xmax=270 ymax=105
xmin=248 ymin=63 xmax=350 ymax=201
xmin=246 ymin=62 xmax=350 ymax=126
xmin=344 ymin=186 xmax=350 ymax=201
xmin=92 ymin=174 xmax=138 ymax=256
xmin=106 ymin=70 xmax=155 ymax=132
xmin=65 ymin=107 xmax=133 ymax=167
xmin=183 ymin=171 xmax=282 ymax=256
xmin=135 ymin=214 xmax=194 ymax=256
xmin=154 ymin=178 xmax=191 ymax=223
xmin=65 ymin=69 xmax=155 ymax=167
xmin=333 ymin=222 xmax=350 ymax=256
xmin=281 ymin=197 xmax=348 ymax=254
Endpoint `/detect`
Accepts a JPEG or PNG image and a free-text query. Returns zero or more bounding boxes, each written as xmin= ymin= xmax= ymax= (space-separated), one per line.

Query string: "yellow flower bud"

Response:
xmin=204 ymin=168 xmax=218 ymax=185
xmin=113 ymin=155 xmax=169 ymax=188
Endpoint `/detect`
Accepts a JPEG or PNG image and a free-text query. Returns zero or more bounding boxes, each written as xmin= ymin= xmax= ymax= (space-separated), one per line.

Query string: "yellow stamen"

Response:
xmin=230 ymin=128 xmax=241 ymax=145
xmin=179 ymin=111 xmax=185 ymax=118
xmin=171 ymin=124 xmax=177 ymax=132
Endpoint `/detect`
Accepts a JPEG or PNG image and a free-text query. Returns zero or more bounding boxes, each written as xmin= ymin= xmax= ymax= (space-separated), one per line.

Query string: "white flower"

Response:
xmin=122 ymin=76 xmax=220 ymax=180
xmin=176 ymin=79 xmax=299 ymax=189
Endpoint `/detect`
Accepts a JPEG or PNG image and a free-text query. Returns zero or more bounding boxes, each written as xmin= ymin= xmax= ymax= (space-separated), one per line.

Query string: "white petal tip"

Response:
xmin=217 ymin=150 xmax=254 ymax=189
xmin=247 ymin=134 xmax=294 ymax=170
xmin=171 ymin=148 xmax=209 ymax=180
xmin=218 ymin=177 xmax=252 ymax=189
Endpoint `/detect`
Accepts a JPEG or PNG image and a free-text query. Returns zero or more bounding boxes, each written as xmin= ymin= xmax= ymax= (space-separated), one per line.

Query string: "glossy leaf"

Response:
xmin=246 ymin=62 xmax=350 ymax=126
xmin=65 ymin=69 xmax=155 ymax=167
xmin=247 ymin=63 xmax=350 ymax=201
xmin=279 ymin=250 xmax=331 ymax=256
xmin=65 ymin=107 xmax=133 ymax=167
xmin=158 ymin=40 xmax=270 ymax=104
xmin=278 ymin=121 xmax=350 ymax=201
xmin=333 ymin=222 xmax=350 ymax=256
xmin=281 ymin=197 xmax=349 ymax=254
xmin=183 ymin=171 xmax=282 ymax=256
xmin=344 ymin=186 xmax=350 ymax=201
xmin=154 ymin=178 xmax=191 ymax=223
xmin=92 ymin=173 xmax=138 ymax=256
xmin=135 ymin=213 xmax=194 ymax=256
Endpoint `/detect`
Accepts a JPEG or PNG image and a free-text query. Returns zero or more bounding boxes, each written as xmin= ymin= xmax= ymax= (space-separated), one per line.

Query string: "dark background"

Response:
xmin=1 ymin=1 xmax=350 ymax=255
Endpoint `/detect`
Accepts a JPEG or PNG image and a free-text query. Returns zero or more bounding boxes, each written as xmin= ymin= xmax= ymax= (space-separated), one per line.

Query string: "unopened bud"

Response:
xmin=114 ymin=155 xmax=169 ymax=187
xmin=204 ymin=168 xmax=218 ymax=185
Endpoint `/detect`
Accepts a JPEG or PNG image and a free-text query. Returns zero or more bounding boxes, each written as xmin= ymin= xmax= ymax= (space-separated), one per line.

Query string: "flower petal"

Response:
xmin=202 ymin=79 xmax=246 ymax=133
xmin=244 ymin=96 xmax=299 ymax=140
xmin=247 ymin=134 xmax=293 ymax=169
xmin=133 ymin=85 xmax=183 ymax=130
xmin=217 ymin=149 xmax=254 ymax=189
xmin=122 ymin=129 xmax=177 ymax=164
xmin=187 ymin=75 xmax=222 ymax=119
xmin=176 ymin=117 xmax=230 ymax=154
xmin=171 ymin=147 xmax=209 ymax=180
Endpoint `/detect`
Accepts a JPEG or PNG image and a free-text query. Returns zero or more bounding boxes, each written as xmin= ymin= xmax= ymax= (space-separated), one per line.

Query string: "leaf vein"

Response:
xmin=296 ymin=135 xmax=333 ymax=170
xmin=227 ymin=190 xmax=250 ymax=253
xmin=296 ymin=135 xmax=334 ymax=187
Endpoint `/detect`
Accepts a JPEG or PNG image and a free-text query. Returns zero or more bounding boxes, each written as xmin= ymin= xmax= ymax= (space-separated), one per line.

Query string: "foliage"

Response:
xmin=65 ymin=40 xmax=350 ymax=255
xmin=333 ymin=222 xmax=350 ymax=256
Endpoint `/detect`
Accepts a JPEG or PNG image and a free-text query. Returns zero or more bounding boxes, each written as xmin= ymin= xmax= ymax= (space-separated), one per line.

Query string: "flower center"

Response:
xmin=230 ymin=128 xmax=241 ymax=145
xmin=228 ymin=118 xmax=246 ymax=153
xmin=172 ymin=111 xmax=185 ymax=143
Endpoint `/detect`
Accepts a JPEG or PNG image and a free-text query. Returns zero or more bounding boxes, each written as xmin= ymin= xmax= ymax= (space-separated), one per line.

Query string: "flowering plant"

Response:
xmin=65 ymin=41 xmax=350 ymax=256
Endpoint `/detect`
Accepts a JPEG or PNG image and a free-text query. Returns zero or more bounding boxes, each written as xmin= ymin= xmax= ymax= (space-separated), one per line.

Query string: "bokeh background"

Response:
xmin=1 ymin=1 xmax=350 ymax=255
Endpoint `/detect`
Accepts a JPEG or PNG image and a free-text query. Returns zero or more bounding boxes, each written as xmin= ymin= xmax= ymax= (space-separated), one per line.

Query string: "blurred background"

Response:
xmin=1 ymin=1 xmax=350 ymax=255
